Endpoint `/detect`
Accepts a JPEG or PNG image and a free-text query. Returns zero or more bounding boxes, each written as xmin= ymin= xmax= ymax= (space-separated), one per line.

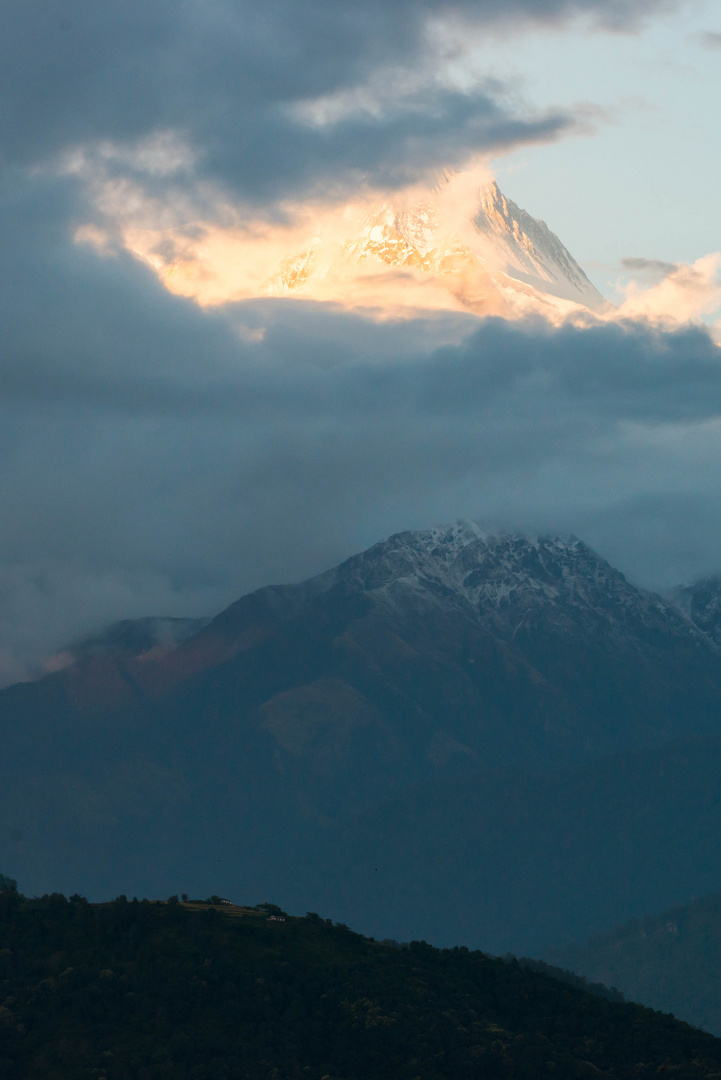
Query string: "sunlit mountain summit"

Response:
xmin=266 ymin=176 xmax=607 ymax=319
xmin=100 ymin=166 xmax=624 ymax=319
xmin=474 ymin=182 xmax=605 ymax=310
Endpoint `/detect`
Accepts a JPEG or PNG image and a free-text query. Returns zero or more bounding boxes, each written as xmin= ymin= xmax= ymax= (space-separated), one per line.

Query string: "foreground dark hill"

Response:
xmin=2 ymin=889 xmax=721 ymax=1080
xmin=3 ymin=524 xmax=721 ymax=950
xmin=548 ymin=891 xmax=721 ymax=1037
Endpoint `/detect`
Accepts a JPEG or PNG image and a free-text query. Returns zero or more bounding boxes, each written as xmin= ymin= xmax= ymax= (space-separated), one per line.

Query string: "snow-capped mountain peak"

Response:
xmin=474 ymin=182 xmax=606 ymax=312
xmin=264 ymin=177 xmax=607 ymax=319
xmin=330 ymin=522 xmax=702 ymax=648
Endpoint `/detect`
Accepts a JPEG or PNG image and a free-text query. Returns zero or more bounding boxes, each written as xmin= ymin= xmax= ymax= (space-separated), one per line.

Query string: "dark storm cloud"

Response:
xmin=199 ymin=88 xmax=573 ymax=198
xmin=1 ymin=0 xmax=674 ymax=198
xmin=11 ymin=310 xmax=721 ymax=430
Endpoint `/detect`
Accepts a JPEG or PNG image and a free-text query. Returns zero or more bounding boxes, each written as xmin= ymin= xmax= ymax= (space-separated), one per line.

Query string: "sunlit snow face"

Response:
xmin=67 ymin=158 xmax=521 ymax=319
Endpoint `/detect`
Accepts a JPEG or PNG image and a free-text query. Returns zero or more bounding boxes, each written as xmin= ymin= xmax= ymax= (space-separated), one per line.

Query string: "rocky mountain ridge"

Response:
xmin=667 ymin=576 xmax=721 ymax=647
xmin=473 ymin=181 xmax=606 ymax=310
xmin=324 ymin=522 xmax=703 ymax=646
xmin=4 ymin=522 xmax=721 ymax=953
xmin=57 ymin=523 xmax=720 ymax=669
xmin=547 ymin=888 xmax=721 ymax=1036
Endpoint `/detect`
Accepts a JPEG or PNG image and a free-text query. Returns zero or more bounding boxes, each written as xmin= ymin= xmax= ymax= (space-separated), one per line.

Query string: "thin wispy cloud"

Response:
xmin=696 ymin=30 xmax=721 ymax=48
xmin=620 ymin=257 xmax=678 ymax=278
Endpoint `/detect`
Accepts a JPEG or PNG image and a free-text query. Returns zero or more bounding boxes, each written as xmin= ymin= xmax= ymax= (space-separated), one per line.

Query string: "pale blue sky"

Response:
xmin=477 ymin=0 xmax=721 ymax=299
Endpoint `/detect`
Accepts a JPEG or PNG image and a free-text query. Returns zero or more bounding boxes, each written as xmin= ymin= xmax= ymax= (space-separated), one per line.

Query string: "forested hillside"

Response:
xmin=2 ymin=889 xmax=721 ymax=1080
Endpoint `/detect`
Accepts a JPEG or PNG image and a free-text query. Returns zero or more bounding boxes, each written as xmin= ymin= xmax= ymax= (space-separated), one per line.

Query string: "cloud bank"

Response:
xmin=2 ymin=0 xmax=675 ymax=199
xmin=616 ymin=255 xmax=721 ymax=331
xmin=0 ymin=0 xmax=712 ymax=684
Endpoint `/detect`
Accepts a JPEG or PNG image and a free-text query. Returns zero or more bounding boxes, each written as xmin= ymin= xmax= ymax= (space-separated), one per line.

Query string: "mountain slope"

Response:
xmin=668 ymin=576 xmax=721 ymax=648
xmin=547 ymin=891 xmax=721 ymax=1037
xmin=473 ymin=181 xmax=606 ymax=310
xmin=293 ymin=734 xmax=721 ymax=954
xmin=13 ymin=522 xmax=721 ymax=787
xmin=3 ymin=524 xmax=721 ymax=949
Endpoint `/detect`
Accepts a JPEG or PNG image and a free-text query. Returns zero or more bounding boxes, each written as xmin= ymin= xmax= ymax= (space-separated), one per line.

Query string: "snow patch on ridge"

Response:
xmin=330 ymin=520 xmax=709 ymax=649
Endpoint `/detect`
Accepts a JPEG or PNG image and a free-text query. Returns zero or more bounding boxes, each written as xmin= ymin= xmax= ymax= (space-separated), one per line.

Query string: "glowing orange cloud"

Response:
xmin=614 ymin=254 xmax=721 ymax=337
xmin=70 ymin=158 xmax=597 ymax=323
xmin=68 ymin=146 xmax=721 ymax=336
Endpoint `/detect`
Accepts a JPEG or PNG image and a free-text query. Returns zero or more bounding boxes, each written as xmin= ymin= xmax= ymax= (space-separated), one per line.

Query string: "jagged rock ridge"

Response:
xmin=668 ymin=576 xmax=721 ymax=647
xmin=325 ymin=521 xmax=696 ymax=645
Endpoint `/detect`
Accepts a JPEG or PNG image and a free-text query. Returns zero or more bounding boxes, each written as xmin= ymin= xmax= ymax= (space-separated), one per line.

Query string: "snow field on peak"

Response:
xmin=264 ymin=177 xmax=606 ymax=318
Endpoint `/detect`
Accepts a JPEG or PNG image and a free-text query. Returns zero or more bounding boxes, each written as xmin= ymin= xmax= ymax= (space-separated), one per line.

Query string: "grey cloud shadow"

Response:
xmin=696 ymin=30 xmax=721 ymax=49
xmin=0 ymin=0 xmax=675 ymax=199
